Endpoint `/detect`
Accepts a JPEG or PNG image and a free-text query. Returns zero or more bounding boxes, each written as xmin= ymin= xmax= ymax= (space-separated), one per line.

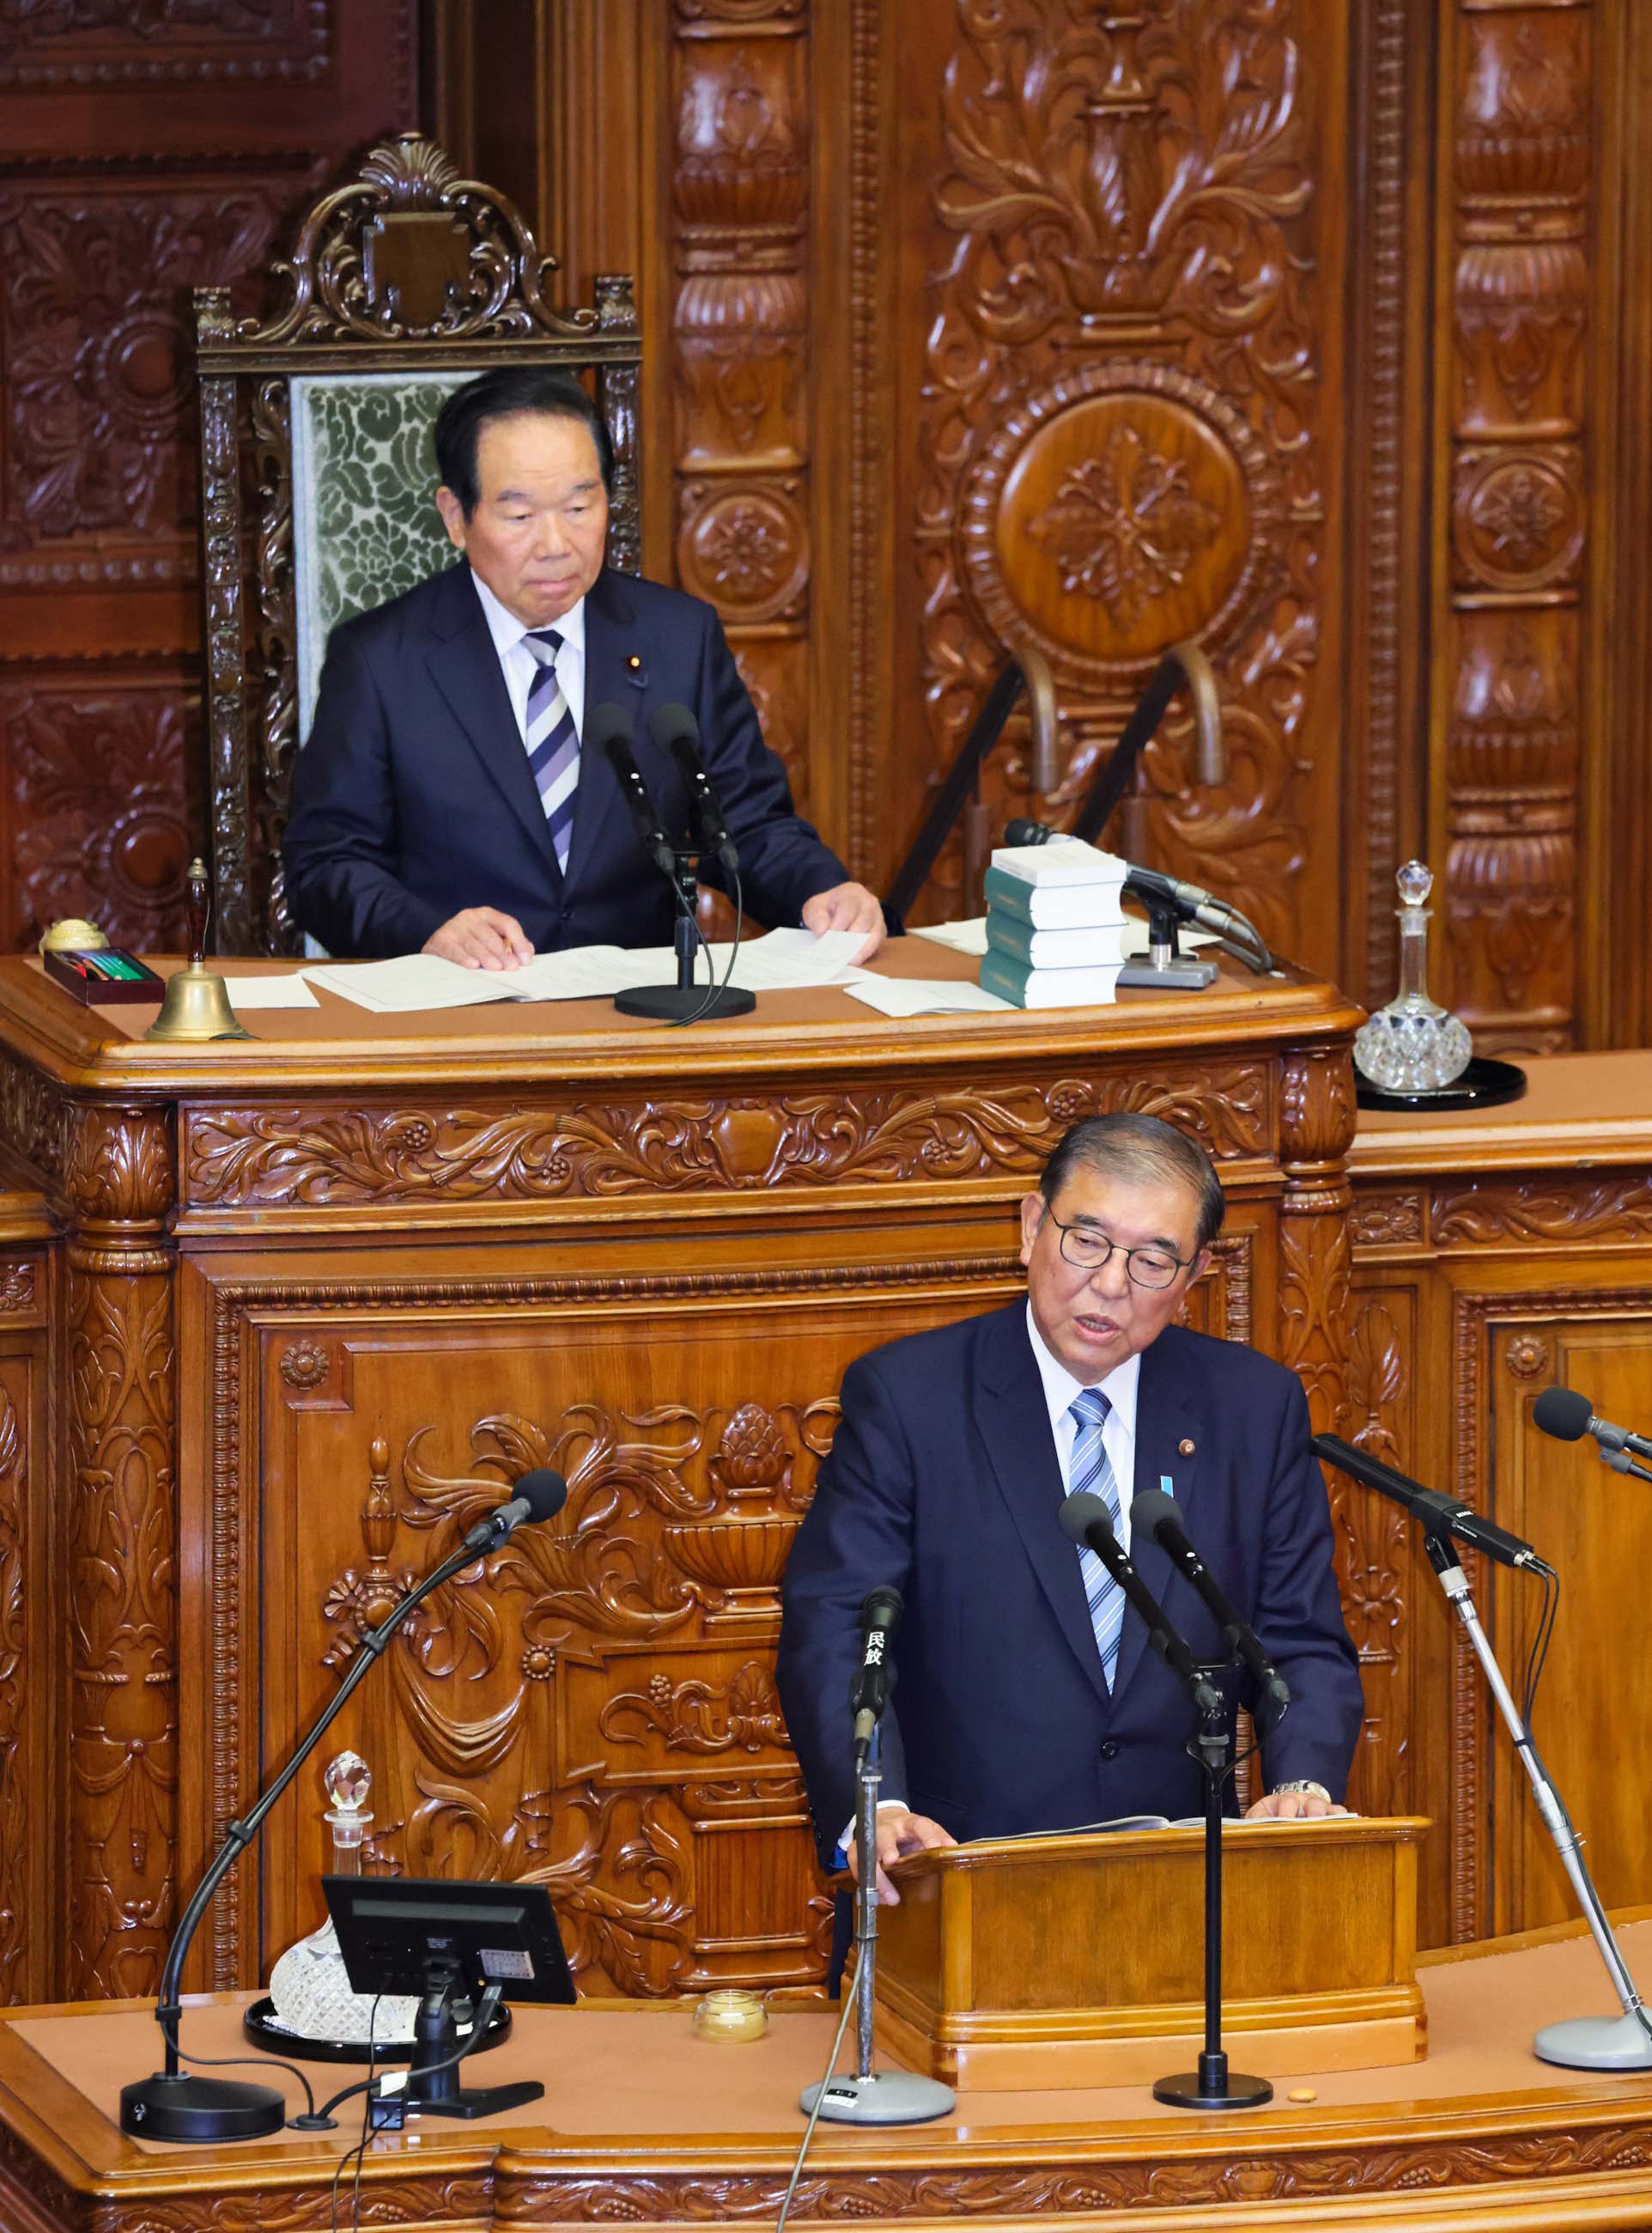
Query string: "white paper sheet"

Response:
xmin=219 ymin=975 xmax=320 ymax=1009
xmin=841 ymin=977 xmax=1013 ymax=1018
xmin=305 ymin=957 xmax=526 ymax=1013
xmin=623 ymin=927 xmax=873 ymax=994
xmin=910 ymin=916 xmax=1220 ymax=958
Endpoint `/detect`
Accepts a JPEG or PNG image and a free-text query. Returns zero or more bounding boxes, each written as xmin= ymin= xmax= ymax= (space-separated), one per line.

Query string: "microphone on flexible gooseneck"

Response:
xmin=1059 ymin=1494 xmax=1223 ymax=1717
xmin=589 ymin=701 xmax=675 ymax=878
xmin=1130 ymin=1489 xmax=1290 ymax=1729
xmin=1534 ymin=1385 xmax=1652 ymax=1482
xmin=650 ymin=702 xmax=739 ymax=878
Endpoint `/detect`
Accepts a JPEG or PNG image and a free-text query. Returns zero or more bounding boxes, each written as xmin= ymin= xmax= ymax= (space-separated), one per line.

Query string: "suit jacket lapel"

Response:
xmin=423 ymin=566 xmax=562 ymax=883
xmin=973 ymin=1306 xmax=1113 ymax=1714
xmin=1110 ymin=1329 xmax=1203 ymax=1705
xmin=563 ymin=569 xmax=645 ymax=901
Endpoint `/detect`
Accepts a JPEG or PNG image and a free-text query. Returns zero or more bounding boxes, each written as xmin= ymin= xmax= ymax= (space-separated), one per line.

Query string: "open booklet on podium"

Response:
xmin=872 ymin=1815 xmax=1430 ymax=2092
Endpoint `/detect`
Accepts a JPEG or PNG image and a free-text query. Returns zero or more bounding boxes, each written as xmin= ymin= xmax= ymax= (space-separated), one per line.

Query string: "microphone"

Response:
xmin=850 ymin=1585 xmax=902 ymax=1755
xmin=118 ymin=1465 xmax=569 ymax=2142
xmin=1311 ymin=1434 xmax=1551 ymax=1573
xmin=461 ymin=1467 xmax=568 ymax=1554
xmin=1059 ymin=1494 xmax=1222 ymax=1717
xmin=1129 ymin=1488 xmax=1290 ymax=1727
xmin=650 ymin=702 xmax=739 ymax=878
xmin=1534 ymin=1384 xmax=1652 ymax=1464
xmin=590 ymin=701 xmax=675 ymax=878
xmin=1000 ymin=822 xmax=1272 ymax=969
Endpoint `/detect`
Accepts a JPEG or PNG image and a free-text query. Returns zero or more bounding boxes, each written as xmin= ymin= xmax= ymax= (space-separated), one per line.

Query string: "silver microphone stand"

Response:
xmin=799 ymin=1730 xmax=955 ymax=2124
xmin=1424 ymin=1534 xmax=1652 ymax=2069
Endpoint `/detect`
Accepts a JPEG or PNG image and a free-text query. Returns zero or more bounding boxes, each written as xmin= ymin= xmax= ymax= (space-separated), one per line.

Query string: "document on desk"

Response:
xmin=623 ymin=928 xmax=872 ymax=993
xmin=305 ymin=956 xmax=530 ymax=1012
xmin=219 ymin=974 xmax=319 ymax=1009
xmin=841 ymin=977 xmax=1012 ymax=1019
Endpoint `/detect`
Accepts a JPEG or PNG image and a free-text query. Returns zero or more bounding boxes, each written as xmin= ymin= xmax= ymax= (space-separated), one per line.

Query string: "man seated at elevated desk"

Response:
xmin=777 ymin=1115 xmax=1364 ymax=1910
xmin=283 ymin=367 xmax=883 ymax=967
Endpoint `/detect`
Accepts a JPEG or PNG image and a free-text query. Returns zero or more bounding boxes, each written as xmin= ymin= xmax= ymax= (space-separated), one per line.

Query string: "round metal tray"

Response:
xmin=241 ymin=1994 xmax=513 ymax=2066
xmin=1354 ymin=1055 xmax=1527 ymax=1113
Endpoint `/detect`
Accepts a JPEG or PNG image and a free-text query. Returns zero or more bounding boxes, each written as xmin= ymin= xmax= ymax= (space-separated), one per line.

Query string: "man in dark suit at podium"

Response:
xmin=283 ymin=367 xmax=883 ymax=964
xmin=777 ymin=1114 xmax=1364 ymax=1903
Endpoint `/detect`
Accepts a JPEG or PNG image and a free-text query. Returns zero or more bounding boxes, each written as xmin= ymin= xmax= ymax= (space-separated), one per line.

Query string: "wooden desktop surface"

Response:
xmin=2 ymin=1917 xmax=1651 ymax=2229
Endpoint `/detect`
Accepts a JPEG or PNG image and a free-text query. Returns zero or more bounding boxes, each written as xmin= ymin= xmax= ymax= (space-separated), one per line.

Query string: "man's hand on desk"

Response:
xmin=802 ymin=881 xmax=886 ymax=964
xmin=1245 ymin=1788 xmax=1351 ymax=1822
xmin=845 ymin=1807 xmax=956 ymax=1905
xmin=423 ymin=908 xmax=535 ymax=970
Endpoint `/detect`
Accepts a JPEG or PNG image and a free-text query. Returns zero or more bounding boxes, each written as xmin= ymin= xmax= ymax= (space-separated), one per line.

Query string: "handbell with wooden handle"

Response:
xmin=144 ymin=856 xmax=251 ymax=1043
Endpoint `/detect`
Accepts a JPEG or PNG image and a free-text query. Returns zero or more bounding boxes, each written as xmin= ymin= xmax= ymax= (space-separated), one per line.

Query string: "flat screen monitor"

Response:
xmin=322 ymin=1876 xmax=577 ymax=2006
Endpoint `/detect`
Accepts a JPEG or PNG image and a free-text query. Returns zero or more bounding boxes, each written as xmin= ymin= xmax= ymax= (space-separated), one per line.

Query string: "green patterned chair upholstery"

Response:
xmin=193 ymin=133 xmax=641 ymax=956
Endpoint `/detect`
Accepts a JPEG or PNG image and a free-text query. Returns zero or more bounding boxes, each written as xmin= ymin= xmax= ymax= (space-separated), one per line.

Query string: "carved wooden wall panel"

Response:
xmin=0 ymin=0 xmax=418 ymax=953
xmin=1431 ymin=0 xmax=1599 ymax=1052
xmin=0 ymin=1258 xmax=52 ymax=2007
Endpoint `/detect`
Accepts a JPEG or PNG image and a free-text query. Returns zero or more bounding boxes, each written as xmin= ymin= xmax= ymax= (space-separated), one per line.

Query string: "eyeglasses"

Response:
xmin=1045 ymin=1214 xmax=1192 ymax=1290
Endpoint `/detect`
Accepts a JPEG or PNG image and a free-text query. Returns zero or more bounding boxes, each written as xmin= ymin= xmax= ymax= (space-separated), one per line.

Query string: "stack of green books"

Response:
xmin=979 ymin=839 xmax=1133 ymax=1008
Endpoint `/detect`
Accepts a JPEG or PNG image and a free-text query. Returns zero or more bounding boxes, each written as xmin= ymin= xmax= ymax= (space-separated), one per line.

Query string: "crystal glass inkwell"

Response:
xmin=1354 ymin=862 xmax=1473 ymax=1094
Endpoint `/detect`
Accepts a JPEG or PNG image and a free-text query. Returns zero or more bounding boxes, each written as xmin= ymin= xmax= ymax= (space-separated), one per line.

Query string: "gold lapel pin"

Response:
xmin=1179 ymin=1438 xmax=1196 ymax=1457
xmin=625 ymin=652 xmax=647 ymax=686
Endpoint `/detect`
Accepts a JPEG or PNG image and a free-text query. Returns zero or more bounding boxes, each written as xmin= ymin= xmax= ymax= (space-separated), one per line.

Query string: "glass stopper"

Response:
xmin=324 ymin=1750 xmax=371 ymax=1813
xmin=1395 ymin=860 xmax=1432 ymax=907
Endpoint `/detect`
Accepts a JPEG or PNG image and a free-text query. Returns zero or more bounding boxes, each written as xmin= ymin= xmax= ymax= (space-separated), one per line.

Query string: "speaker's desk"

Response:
xmin=1 ymin=1914 xmax=1649 ymax=2232
xmin=0 ymin=943 xmax=1360 ymax=2009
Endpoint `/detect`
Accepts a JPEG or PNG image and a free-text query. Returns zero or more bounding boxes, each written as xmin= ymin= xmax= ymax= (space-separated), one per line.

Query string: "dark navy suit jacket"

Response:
xmin=776 ymin=1306 xmax=1364 ymax=1864
xmin=282 ymin=563 xmax=849 ymax=958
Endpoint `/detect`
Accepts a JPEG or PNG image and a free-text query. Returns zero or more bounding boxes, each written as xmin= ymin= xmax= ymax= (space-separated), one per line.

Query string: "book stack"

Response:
xmin=979 ymin=838 xmax=1133 ymax=1009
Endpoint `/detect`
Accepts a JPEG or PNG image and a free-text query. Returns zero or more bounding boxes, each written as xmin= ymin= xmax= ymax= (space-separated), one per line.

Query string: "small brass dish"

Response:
xmin=40 ymin=918 xmax=108 ymax=954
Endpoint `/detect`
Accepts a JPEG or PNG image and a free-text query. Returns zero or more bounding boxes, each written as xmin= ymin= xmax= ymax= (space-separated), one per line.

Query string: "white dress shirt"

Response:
xmin=846 ymin=1309 xmax=1143 ymax=1847
xmin=469 ymin=566 xmax=587 ymax=745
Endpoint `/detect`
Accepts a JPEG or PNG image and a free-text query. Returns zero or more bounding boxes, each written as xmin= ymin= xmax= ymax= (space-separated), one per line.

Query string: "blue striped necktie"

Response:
xmin=523 ymin=628 xmax=580 ymax=873
xmin=1068 ymin=1387 xmax=1125 ymax=1692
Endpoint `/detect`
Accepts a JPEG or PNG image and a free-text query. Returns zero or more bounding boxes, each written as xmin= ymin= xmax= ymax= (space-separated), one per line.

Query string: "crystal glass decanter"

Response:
xmin=1354 ymin=861 xmax=1473 ymax=1092
xmin=267 ymin=1750 xmax=418 ymax=2045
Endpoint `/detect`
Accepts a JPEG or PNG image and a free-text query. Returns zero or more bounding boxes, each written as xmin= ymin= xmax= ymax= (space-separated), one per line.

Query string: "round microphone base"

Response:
xmin=613 ymin=983 xmax=756 ymax=1022
xmin=1153 ymin=2051 xmax=1273 ymax=2111
xmin=799 ymin=2069 xmax=956 ymax=2125
xmin=1534 ymin=2011 xmax=1652 ymax=2070
xmin=119 ymin=2071 xmax=288 ymax=2142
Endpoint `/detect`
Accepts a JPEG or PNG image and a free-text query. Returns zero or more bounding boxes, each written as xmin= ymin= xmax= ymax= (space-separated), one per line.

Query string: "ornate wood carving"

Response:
xmin=1351 ymin=1190 xmax=1427 ymax=1251
xmin=0 ymin=677 xmax=191 ymax=952
xmin=668 ymin=5 xmax=815 ymax=819
xmin=0 ymin=1048 xmax=67 ymax=1188
xmin=1437 ymin=3 xmax=1594 ymax=1050
xmin=0 ymin=1382 xmax=27 ymax=2002
xmin=64 ymin=1105 xmax=177 ymax=1997
xmin=0 ymin=171 xmax=296 ymax=589
xmin=1277 ymin=1051 xmax=1355 ymax=1427
xmin=1433 ymin=1173 xmax=1652 ymax=1247
xmin=0 ymin=0 xmax=331 ymax=88
xmin=182 ymin=1065 xmax=1272 ymax=1210
xmin=902 ymin=2 xmax=1330 ymax=949
xmin=1339 ymin=1289 xmax=1414 ymax=1818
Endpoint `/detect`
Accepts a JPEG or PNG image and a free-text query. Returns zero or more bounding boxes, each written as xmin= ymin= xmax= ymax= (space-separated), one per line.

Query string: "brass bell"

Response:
xmin=143 ymin=855 xmax=250 ymax=1043
xmin=144 ymin=963 xmax=251 ymax=1043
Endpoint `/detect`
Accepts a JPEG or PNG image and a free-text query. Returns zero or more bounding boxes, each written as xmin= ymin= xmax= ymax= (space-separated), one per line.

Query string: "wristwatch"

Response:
xmin=1272 ymin=1779 xmax=1330 ymax=1803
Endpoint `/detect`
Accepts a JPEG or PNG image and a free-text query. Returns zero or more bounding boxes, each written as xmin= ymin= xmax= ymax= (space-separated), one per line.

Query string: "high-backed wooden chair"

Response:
xmin=192 ymin=133 xmax=641 ymax=956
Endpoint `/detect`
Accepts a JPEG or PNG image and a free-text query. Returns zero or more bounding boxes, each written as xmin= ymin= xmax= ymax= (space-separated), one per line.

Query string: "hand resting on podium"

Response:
xmin=845 ymin=1805 xmax=956 ymax=1905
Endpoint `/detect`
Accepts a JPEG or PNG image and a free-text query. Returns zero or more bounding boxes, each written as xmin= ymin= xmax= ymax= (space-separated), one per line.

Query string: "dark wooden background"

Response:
xmin=1 ymin=0 xmax=1647 ymax=1050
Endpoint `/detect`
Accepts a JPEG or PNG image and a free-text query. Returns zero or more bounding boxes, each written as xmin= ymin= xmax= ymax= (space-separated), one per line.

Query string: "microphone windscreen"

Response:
xmin=1060 ymin=1489 xmax=1114 ymax=1547
xmin=1004 ymin=818 xmax=1056 ymax=847
xmin=1129 ymin=1487 xmax=1178 ymax=1539
xmin=648 ymin=701 xmax=699 ymax=754
xmin=1534 ymin=1385 xmax=1593 ymax=1443
xmin=513 ymin=1469 xmax=568 ymax=1524
xmin=859 ymin=1584 xmax=903 ymax=1630
xmin=586 ymin=701 xmax=635 ymax=758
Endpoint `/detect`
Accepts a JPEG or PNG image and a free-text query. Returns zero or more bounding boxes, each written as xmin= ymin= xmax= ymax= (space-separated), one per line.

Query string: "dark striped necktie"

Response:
xmin=1067 ymin=1386 xmax=1125 ymax=1692
xmin=523 ymin=627 xmax=580 ymax=873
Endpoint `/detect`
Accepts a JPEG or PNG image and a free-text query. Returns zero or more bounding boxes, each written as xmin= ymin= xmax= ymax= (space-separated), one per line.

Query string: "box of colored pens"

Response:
xmin=43 ymin=947 xmax=165 ymax=1004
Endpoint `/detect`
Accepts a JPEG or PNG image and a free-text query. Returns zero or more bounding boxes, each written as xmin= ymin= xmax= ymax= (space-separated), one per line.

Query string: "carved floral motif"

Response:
xmin=183 ymin=1069 xmax=1270 ymax=1208
xmin=1029 ymin=431 xmax=1222 ymax=623
xmin=600 ymin=1663 xmax=789 ymax=1759
xmin=0 ymin=1263 xmax=34 ymax=1315
xmin=278 ymin=1339 xmax=329 ymax=1390
xmin=1434 ymin=1176 xmax=1652 ymax=1248
xmin=1351 ymin=1192 xmax=1425 ymax=1250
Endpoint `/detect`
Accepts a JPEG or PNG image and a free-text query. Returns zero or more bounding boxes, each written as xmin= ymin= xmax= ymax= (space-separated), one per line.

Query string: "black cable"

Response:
xmin=156 ymin=2007 xmax=319 ymax=2121
xmin=1521 ymin=1565 xmax=1559 ymax=1736
xmin=318 ymin=1985 xmax=505 ymax=2125
xmin=331 ymin=1996 xmax=381 ymax=2233
xmin=675 ymin=869 xmax=745 ymax=1027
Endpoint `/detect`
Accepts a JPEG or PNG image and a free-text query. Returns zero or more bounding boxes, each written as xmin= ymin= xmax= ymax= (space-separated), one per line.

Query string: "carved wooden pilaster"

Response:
xmin=668 ymin=2 xmax=815 ymax=821
xmin=1436 ymin=0 xmax=1594 ymax=1050
xmin=1278 ymin=1050 xmax=1356 ymax=1432
xmin=64 ymin=1105 xmax=178 ymax=1999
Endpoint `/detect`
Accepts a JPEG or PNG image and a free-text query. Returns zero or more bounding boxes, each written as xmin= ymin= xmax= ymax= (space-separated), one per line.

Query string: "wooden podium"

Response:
xmin=873 ymin=1816 xmax=1430 ymax=2090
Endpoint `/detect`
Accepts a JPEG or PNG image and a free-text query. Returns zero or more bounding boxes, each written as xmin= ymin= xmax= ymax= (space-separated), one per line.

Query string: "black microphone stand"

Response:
xmin=613 ymin=847 xmax=755 ymax=1022
xmin=120 ymin=1526 xmax=514 ymax=2143
xmin=1153 ymin=1671 xmax=1274 ymax=2110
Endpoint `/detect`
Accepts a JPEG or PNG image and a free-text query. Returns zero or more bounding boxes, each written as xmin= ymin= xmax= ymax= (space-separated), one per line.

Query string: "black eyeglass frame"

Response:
xmin=1044 ymin=1213 xmax=1194 ymax=1291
